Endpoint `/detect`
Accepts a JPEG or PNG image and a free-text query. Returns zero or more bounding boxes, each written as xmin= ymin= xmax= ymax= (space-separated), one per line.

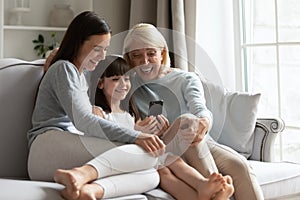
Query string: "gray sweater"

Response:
xmin=27 ymin=60 xmax=139 ymax=147
xmin=131 ymin=69 xmax=213 ymax=126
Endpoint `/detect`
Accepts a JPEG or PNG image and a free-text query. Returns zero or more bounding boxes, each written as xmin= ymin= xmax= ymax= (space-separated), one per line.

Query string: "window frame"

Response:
xmin=233 ymin=0 xmax=300 ymax=161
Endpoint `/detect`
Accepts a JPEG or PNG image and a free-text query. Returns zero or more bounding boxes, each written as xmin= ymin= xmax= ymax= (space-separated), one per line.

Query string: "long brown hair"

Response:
xmin=94 ymin=56 xmax=141 ymax=121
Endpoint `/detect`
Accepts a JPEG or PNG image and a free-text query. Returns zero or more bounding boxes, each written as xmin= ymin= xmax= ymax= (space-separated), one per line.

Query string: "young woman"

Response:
xmin=55 ymin=55 xmax=234 ymax=200
xmin=123 ymin=23 xmax=264 ymax=200
xmin=27 ymin=12 xmax=165 ymax=200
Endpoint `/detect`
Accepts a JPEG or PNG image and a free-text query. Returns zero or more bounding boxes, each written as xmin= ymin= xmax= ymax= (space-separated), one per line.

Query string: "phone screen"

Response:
xmin=148 ymin=100 xmax=163 ymax=116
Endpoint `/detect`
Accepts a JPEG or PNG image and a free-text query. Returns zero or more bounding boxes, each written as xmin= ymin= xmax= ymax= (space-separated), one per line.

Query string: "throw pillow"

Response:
xmin=201 ymin=77 xmax=261 ymax=158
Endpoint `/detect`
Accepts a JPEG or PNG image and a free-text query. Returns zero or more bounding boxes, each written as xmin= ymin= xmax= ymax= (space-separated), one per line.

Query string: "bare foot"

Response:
xmin=78 ymin=183 xmax=104 ymax=200
xmin=197 ymin=172 xmax=226 ymax=200
xmin=213 ymin=175 xmax=234 ymax=200
xmin=54 ymin=168 xmax=90 ymax=200
xmin=61 ymin=188 xmax=79 ymax=200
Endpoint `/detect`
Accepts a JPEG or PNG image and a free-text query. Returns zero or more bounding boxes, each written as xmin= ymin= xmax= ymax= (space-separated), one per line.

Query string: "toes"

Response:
xmin=225 ymin=175 xmax=233 ymax=184
xmin=210 ymin=172 xmax=221 ymax=181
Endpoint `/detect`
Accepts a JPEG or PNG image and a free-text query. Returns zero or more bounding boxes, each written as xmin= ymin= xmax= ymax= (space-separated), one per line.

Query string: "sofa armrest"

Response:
xmin=249 ymin=118 xmax=285 ymax=162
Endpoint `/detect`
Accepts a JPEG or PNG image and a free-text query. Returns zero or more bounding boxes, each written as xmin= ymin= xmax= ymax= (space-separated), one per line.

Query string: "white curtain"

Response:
xmin=129 ymin=0 xmax=197 ymax=72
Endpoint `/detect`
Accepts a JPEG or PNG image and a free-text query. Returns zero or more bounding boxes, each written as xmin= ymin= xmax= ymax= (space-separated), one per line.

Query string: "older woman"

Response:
xmin=123 ymin=23 xmax=263 ymax=200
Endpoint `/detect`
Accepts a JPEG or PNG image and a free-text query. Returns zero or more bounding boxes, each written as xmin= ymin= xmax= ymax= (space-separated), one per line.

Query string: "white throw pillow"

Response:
xmin=201 ymin=78 xmax=261 ymax=158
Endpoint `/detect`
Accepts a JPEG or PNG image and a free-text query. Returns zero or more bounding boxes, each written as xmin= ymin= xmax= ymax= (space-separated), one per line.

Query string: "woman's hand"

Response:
xmin=134 ymin=132 xmax=165 ymax=157
xmin=191 ymin=117 xmax=209 ymax=146
xmin=44 ymin=47 xmax=59 ymax=73
xmin=177 ymin=115 xmax=210 ymax=148
xmin=92 ymin=106 xmax=104 ymax=118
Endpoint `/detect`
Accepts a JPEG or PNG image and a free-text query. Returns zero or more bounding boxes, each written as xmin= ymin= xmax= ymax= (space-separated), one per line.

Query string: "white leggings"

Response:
xmin=28 ymin=130 xmax=159 ymax=198
xmin=87 ymin=144 xmax=159 ymax=198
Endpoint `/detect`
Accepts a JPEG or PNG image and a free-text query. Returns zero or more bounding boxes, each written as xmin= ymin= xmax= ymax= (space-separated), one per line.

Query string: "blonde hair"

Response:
xmin=123 ymin=23 xmax=171 ymax=68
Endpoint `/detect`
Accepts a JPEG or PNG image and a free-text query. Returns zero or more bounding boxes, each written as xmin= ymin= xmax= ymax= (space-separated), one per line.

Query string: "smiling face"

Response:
xmin=75 ymin=33 xmax=111 ymax=72
xmin=128 ymin=48 xmax=164 ymax=81
xmin=98 ymin=75 xmax=131 ymax=104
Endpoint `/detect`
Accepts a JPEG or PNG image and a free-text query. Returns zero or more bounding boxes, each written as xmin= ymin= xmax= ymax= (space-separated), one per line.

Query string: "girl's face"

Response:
xmin=76 ymin=33 xmax=111 ymax=72
xmin=128 ymin=48 xmax=164 ymax=81
xmin=98 ymin=75 xmax=131 ymax=102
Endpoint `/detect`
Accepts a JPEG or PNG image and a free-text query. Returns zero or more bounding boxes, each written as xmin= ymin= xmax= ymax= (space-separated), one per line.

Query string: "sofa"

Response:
xmin=0 ymin=58 xmax=299 ymax=200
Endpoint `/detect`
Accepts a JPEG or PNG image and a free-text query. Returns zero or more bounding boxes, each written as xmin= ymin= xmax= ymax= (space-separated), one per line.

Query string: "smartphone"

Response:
xmin=148 ymin=100 xmax=163 ymax=116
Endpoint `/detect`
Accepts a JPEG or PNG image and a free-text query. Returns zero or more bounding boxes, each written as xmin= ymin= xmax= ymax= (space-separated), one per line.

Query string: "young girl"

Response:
xmin=93 ymin=55 xmax=168 ymax=137
xmin=55 ymin=55 xmax=233 ymax=200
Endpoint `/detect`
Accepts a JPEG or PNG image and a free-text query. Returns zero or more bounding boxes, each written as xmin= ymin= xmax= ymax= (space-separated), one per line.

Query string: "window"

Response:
xmin=237 ymin=0 xmax=300 ymax=163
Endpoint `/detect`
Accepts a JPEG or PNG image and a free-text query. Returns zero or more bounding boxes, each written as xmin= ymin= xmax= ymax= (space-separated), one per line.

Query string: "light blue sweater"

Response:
xmin=27 ymin=60 xmax=139 ymax=147
xmin=131 ymin=69 xmax=213 ymax=126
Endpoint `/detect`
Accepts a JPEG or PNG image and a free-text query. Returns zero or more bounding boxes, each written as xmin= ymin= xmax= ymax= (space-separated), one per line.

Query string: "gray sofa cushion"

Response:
xmin=0 ymin=59 xmax=44 ymax=178
xmin=0 ymin=179 xmax=63 ymax=200
xmin=0 ymin=178 xmax=148 ymax=200
xmin=249 ymin=161 xmax=300 ymax=199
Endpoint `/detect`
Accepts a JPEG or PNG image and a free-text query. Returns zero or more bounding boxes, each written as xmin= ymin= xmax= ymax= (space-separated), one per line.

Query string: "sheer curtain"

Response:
xmin=195 ymin=0 xmax=236 ymax=90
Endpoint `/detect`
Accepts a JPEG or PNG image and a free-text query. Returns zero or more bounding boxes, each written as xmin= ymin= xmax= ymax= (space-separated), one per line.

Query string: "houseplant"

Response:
xmin=32 ymin=32 xmax=59 ymax=58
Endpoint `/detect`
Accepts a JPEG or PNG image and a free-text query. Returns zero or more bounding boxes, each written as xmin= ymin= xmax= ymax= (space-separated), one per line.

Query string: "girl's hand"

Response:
xmin=134 ymin=115 xmax=169 ymax=137
xmin=155 ymin=115 xmax=169 ymax=137
xmin=134 ymin=116 xmax=157 ymax=133
xmin=134 ymin=132 xmax=165 ymax=157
